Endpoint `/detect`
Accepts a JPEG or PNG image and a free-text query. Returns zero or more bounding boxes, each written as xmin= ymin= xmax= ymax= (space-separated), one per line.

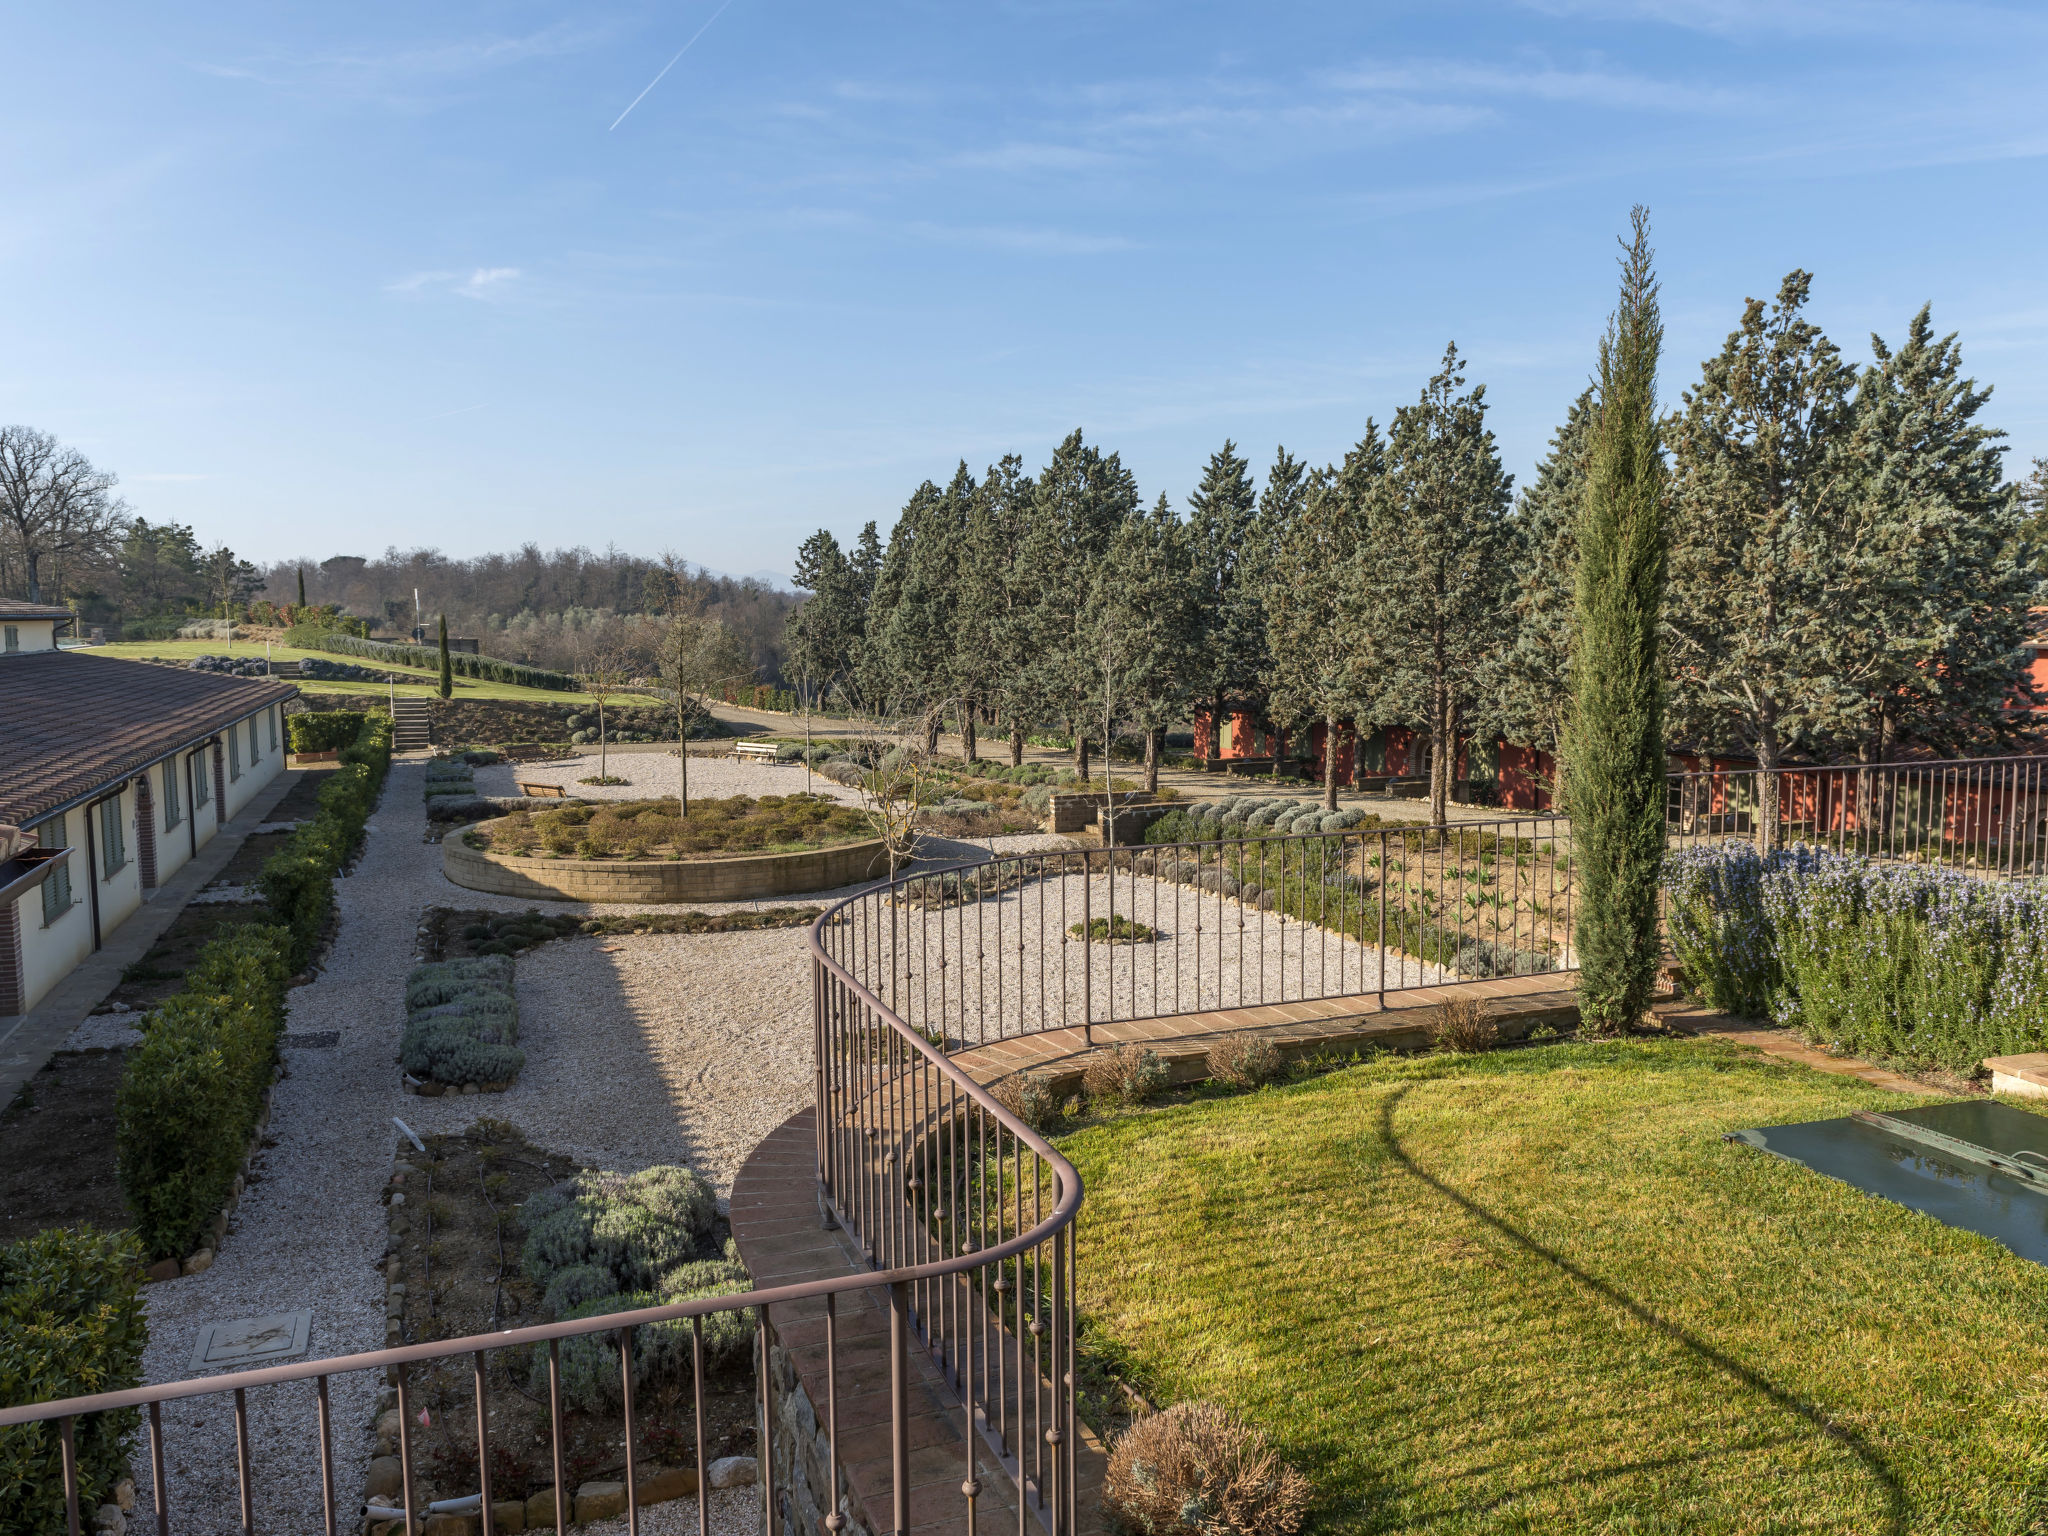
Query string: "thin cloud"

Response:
xmin=193 ymin=21 xmax=606 ymax=98
xmin=129 ymin=473 xmax=209 ymax=483
xmin=385 ymin=267 xmax=522 ymax=300
xmin=1326 ymin=60 xmax=1749 ymax=113
xmin=902 ymin=222 xmax=1134 ymax=255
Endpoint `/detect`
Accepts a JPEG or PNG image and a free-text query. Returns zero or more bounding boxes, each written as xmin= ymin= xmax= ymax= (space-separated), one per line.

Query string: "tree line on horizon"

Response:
xmin=786 ymin=270 xmax=2048 ymax=824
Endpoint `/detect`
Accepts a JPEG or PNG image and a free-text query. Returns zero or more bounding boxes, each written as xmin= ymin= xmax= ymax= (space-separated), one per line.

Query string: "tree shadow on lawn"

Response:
xmin=1377 ymin=1087 xmax=1907 ymax=1534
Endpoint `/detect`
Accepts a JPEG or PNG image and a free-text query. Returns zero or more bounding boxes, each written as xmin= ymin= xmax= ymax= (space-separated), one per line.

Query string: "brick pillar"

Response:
xmin=0 ymin=898 xmax=22 ymax=1016
xmin=135 ymin=774 xmax=157 ymax=890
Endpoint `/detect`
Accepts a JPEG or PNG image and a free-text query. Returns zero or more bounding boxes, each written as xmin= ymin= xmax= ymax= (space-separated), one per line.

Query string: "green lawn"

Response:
xmin=87 ymin=640 xmax=662 ymax=705
xmin=1061 ymin=1039 xmax=2048 ymax=1534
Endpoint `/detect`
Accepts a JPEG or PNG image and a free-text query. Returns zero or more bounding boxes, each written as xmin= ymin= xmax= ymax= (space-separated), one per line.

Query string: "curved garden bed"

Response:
xmin=444 ymin=817 xmax=889 ymax=901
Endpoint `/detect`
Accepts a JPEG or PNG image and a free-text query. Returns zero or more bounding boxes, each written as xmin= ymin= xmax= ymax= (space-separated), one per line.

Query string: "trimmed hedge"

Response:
xmin=0 ymin=1227 xmax=147 ymax=1533
xmin=116 ymin=926 xmax=290 ymax=1260
xmin=285 ymin=626 xmax=575 ymax=692
xmin=288 ymin=710 xmax=366 ymax=755
xmin=258 ymin=714 xmax=394 ymax=970
xmin=1665 ymin=844 xmax=2048 ymax=1071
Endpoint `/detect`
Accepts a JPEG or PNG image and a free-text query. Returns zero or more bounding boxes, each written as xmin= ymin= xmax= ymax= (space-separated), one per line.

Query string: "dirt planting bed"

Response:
xmin=0 ymin=1049 xmax=132 ymax=1244
xmin=420 ymin=906 xmax=823 ymax=962
xmin=377 ymin=1121 xmax=757 ymax=1513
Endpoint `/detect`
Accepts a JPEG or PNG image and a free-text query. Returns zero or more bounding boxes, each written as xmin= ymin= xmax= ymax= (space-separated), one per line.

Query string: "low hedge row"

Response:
xmin=401 ymin=956 xmax=523 ymax=1086
xmin=115 ymin=925 xmax=291 ymax=1261
xmin=287 ymin=709 xmax=365 ymax=755
xmin=285 ymin=626 xmax=575 ymax=692
xmin=1665 ymin=843 xmax=2048 ymax=1070
xmin=0 ymin=1227 xmax=148 ymax=1532
xmin=258 ymin=713 xmax=394 ymax=970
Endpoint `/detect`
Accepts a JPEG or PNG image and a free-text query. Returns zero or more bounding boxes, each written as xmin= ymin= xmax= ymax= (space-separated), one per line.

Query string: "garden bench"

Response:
xmin=733 ymin=741 xmax=783 ymax=762
xmin=515 ymin=780 xmax=568 ymax=798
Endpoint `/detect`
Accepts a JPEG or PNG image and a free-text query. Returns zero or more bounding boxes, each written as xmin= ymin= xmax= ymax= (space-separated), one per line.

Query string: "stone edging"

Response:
xmin=441 ymin=820 xmax=889 ymax=903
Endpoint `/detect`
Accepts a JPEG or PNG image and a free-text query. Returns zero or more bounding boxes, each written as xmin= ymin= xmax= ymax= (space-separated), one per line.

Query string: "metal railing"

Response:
xmin=0 ymin=902 xmax=1083 ymax=1536
xmin=829 ymin=816 xmax=1581 ymax=1050
xmin=1667 ymin=754 xmax=2048 ymax=878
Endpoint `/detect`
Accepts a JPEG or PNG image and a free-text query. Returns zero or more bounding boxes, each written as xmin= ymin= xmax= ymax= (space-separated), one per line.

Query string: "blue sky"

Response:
xmin=4 ymin=2 xmax=2044 ymax=585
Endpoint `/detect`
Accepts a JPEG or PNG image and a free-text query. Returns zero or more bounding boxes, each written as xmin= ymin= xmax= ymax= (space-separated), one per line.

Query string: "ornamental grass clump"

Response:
xmin=1206 ymin=1034 xmax=1284 ymax=1090
xmin=1663 ymin=843 xmax=2048 ymax=1071
xmin=993 ymin=1071 xmax=1063 ymax=1132
xmin=517 ymin=1166 xmax=749 ymax=1412
xmin=1428 ymin=996 xmax=1499 ymax=1054
xmin=1103 ymin=1402 xmax=1311 ymax=1536
xmin=1083 ymin=1045 xmax=1171 ymax=1107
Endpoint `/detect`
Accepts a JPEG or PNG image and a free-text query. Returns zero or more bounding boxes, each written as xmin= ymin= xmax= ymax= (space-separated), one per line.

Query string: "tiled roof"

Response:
xmin=0 ymin=600 xmax=75 ymax=622
xmin=0 ymin=652 xmax=296 ymax=828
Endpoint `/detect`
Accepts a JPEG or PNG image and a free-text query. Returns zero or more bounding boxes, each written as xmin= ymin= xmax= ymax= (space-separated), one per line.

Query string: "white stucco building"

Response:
xmin=0 ymin=601 xmax=297 ymax=1017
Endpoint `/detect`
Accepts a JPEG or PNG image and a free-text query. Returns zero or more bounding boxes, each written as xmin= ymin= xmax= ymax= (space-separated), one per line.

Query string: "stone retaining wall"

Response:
xmin=442 ymin=821 xmax=890 ymax=903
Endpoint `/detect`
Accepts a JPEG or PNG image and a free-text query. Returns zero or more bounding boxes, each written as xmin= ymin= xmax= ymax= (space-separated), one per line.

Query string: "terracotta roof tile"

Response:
xmin=0 ymin=652 xmax=296 ymax=828
xmin=0 ymin=600 xmax=75 ymax=622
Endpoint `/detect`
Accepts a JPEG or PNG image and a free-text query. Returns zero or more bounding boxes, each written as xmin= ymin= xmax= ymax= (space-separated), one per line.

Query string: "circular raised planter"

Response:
xmin=442 ymin=817 xmax=891 ymax=903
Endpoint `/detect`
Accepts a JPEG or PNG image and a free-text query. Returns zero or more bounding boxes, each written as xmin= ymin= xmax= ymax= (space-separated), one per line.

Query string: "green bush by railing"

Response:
xmin=259 ymin=713 xmax=393 ymax=969
xmin=287 ymin=710 xmax=366 ymax=755
xmin=115 ymin=927 xmax=291 ymax=1261
xmin=0 ymin=1227 xmax=147 ymax=1533
xmin=1665 ymin=844 xmax=2048 ymax=1070
xmin=284 ymin=626 xmax=575 ymax=692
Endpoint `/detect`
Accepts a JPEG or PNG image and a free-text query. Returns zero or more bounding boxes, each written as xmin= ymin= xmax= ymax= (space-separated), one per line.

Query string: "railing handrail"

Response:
xmin=1667 ymin=752 xmax=2046 ymax=780
xmin=0 ymin=881 xmax=1083 ymax=1440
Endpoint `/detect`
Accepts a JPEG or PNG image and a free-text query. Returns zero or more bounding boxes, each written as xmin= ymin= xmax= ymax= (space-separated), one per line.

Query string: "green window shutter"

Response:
xmin=40 ymin=815 xmax=70 ymax=925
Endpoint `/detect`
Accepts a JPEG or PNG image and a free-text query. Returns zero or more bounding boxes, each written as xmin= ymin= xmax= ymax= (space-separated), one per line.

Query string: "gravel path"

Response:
xmin=475 ymin=752 xmax=862 ymax=805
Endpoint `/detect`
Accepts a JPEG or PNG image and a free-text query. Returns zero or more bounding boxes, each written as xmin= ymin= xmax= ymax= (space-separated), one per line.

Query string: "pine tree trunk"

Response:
xmin=1074 ymin=723 xmax=1089 ymax=780
xmin=1145 ymin=728 xmax=1160 ymax=795
xmin=1211 ymin=689 xmax=1226 ymax=762
xmin=1429 ymin=683 xmax=1451 ymax=827
xmin=1010 ymin=720 xmax=1024 ymax=768
xmin=962 ymin=708 xmax=977 ymax=762
xmin=1323 ymin=712 xmax=1339 ymax=811
xmin=1271 ymin=722 xmax=1285 ymax=780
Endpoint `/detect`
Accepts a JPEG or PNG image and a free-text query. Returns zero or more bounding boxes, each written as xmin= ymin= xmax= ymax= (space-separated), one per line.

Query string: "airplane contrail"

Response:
xmin=610 ymin=0 xmax=741 ymax=131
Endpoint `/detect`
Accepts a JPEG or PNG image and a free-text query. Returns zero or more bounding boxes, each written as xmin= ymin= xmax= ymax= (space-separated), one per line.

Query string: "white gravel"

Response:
xmin=475 ymin=752 xmax=862 ymax=806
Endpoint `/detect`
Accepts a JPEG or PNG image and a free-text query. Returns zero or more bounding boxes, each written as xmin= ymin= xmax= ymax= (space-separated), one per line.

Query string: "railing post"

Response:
xmin=891 ymin=1280 xmax=913 ymax=1536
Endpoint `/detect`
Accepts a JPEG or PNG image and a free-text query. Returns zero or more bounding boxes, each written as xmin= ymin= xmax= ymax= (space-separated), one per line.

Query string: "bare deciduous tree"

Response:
xmin=656 ymin=612 xmax=753 ymax=815
xmin=0 ymin=426 xmax=129 ymax=604
xmin=574 ymin=638 xmax=637 ymax=782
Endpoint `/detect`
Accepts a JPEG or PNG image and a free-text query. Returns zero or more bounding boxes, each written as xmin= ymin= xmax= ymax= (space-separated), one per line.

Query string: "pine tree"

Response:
xmin=1266 ymin=429 xmax=1382 ymax=808
xmin=1825 ymin=307 xmax=2046 ymax=758
xmin=1087 ymin=493 xmax=1198 ymax=802
xmin=1666 ymin=271 xmax=1858 ymax=842
xmin=1494 ymin=390 xmax=1595 ymax=795
xmin=1349 ymin=346 xmax=1515 ymax=825
xmin=956 ymin=455 xmax=1038 ymax=765
xmin=1018 ymin=431 xmax=1141 ymax=777
xmin=1250 ymin=449 xmax=1311 ymax=774
xmin=437 ymin=613 xmax=453 ymax=699
xmin=1567 ymin=208 xmax=1668 ymax=1035
xmin=1185 ymin=441 xmax=1263 ymax=759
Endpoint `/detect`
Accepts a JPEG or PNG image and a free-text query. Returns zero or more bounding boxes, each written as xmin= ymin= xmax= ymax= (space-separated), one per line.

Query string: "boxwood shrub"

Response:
xmin=0 ymin=1227 xmax=148 ymax=1532
xmin=116 ymin=926 xmax=290 ymax=1260
xmin=258 ymin=713 xmax=393 ymax=970
xmin=287 ymin=710 xmax=366 ymax=755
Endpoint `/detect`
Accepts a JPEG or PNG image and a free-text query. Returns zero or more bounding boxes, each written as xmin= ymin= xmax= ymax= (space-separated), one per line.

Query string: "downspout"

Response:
xmin=82 ymin=801 xmax=102 ymax=952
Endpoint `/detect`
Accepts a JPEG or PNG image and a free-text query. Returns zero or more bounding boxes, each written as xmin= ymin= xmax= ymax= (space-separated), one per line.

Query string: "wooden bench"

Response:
xmin=733 ymin=741 xmax=784 ymax=762
xmin=515 ymin=781 xmax=568 ymax=798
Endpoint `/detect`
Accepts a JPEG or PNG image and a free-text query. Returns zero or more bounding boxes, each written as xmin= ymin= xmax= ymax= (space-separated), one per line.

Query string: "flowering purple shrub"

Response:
xmin=1664 ymin=843 xmax=2048 ymax=1071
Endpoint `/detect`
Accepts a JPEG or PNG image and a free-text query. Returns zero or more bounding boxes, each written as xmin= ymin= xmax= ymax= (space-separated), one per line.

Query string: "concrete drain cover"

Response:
xmin=282 ymin=1031 xmax=340 ymax=1049
xmin=190 ymin=1310 xmax=313 ymax=1370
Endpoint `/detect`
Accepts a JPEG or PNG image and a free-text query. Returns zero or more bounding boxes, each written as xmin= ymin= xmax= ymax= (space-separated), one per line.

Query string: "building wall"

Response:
xmin=17 ymin=808 xmax=93 ymax=1015
xmin=221 ymin=705 xmax=285 ymax=823
xmin=2 ymin=617 xmax=61 ymax=654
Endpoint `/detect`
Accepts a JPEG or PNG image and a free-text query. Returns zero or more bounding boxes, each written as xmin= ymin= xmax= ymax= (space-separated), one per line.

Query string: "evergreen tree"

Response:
xmin=1349 ymin=345 xmax=1515 ymax=825
xmin=1666 ymin=271 xmax=1859 ymax=840
xmin=876 ymin=464 xmax=975 ymax=749
xmin=789 ymin=529 xmax=865 ymax=707
xmin=1825 ymin=307 xmax=2045 ymax=758
xmin=296 ymin=566 xmax=306 ymax=609
xmin=955 ymin=455 xmax=1038 ymax=764
xmin=2021 ymin=458 xmax=2048 ymax=566
xmin=1267 ymin=429 xmax=1381 ymax=809
xmin=860 ymin=483 xmax=940 ymax=712
xmin=1250 ymin=447 xmax=1311 ymax=772
xmin=1567 ymin=208 xmax=1668 ymax=1035
xmin=437 ymin=613 xmax=453 ymax=699
xmin=1185 ymin=441 xmax=1263 ymax=758
xmin=1494 ymin=391 xmax=1594 ymax=793
xmin=1018 ymin=431 xmax=1141 ymax=777
xmin=1086 ymin=493 xmax=1199 ymax=799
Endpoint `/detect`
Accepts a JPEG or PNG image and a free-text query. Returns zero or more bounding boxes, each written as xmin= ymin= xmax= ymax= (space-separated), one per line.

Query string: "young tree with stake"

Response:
xmin=657 ymin=613 xmax=752 ymax=816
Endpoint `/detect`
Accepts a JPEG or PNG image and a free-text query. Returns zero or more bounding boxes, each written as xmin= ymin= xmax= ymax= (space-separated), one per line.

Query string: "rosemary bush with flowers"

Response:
xmin=1665 ymin=843 xmax=2048 ymax=1071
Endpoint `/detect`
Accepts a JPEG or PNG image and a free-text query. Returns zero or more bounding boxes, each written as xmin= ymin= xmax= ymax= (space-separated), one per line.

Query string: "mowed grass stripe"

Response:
xmin=1062 ymin=1038 xmax=2048 ymax=1533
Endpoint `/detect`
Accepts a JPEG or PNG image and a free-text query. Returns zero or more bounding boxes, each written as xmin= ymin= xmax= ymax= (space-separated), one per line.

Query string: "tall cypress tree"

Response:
xmin=1567 ymin=207 xmax=1667 ymax=1034
xmin=437 ymin=613 xmax=453 ymax=700
xmin=296 ymin=566 xmax=306 ymax=609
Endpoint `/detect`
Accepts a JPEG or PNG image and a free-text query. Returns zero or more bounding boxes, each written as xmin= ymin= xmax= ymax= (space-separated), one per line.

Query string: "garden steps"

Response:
xmin=952 ymin=974 xmax=1585 ymax=1096
xmin=731 ymin=1110 xmax=1108 ymax=1536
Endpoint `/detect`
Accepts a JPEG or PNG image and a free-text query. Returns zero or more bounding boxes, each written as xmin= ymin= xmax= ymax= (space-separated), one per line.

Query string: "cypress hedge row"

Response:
xmin=284 ymin=625 xmax=576 ymax=692
xmin=115 ymin=927 xmax=291 ymax=1261
xmin=0 ymin=1227 xmax=148 ymax=1531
